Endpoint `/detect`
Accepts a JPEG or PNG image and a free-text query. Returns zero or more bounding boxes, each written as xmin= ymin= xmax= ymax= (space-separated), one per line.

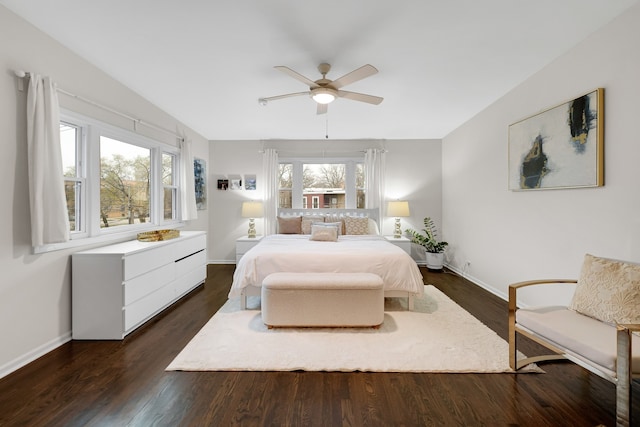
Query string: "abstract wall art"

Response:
xmin=193 ymin=158 xmax=206 ymax=209
xmin=508 ymin=88 xmax=604 ymax=190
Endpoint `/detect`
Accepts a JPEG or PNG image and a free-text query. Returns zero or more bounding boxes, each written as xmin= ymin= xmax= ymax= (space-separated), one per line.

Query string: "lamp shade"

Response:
xmin=241 ymin=201 xmax=263 ymax=218
xmin=387 ymin=201 xmax=410 ymax=217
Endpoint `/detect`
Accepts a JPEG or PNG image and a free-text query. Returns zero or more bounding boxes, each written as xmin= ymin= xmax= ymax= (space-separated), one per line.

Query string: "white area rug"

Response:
xmin=167 ymin=285 xmax=542 ymax=373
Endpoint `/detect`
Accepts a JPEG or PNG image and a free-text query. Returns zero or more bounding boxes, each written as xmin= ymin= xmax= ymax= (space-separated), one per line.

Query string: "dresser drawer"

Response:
xmin=124 ymin=284 xmax=173 ymax=333
xmin=176 ymin=233 xmax=206 ymax=257
xmin=175 ymin=249 xmax=206 ymax=278
xmin=174 ymin=265 xmax=207 ymax=298
xmin=123 ymin=244 xmax=176 ymax=281
xmin=124 ymin=262 xmax=175 ymax=306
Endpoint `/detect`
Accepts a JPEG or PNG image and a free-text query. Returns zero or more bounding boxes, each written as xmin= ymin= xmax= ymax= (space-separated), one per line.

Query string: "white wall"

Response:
xmin=442 ymin=4 xmax=640 ymax=305
xmin=209 ymin=139 xmax=442 ymax=263
xmin=0 ymin=7 xmax=209 ymax=377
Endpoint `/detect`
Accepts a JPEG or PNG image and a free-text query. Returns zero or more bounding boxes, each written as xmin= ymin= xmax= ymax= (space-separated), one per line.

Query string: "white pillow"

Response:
xmin=314 ymin=221 xmax=343 ymax=235
xmin=309 ymin=224 xmax=338 ymax=241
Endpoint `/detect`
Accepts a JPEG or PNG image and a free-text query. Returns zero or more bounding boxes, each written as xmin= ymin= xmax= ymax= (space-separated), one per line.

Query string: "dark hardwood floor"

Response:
xmin=0 ymin=265 xmax=637 ymax=426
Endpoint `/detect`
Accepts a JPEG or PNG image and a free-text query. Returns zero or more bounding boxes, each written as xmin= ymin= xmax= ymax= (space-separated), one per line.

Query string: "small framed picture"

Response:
xmin=245 ymin=175 xmax=256 ymax=190
xmin=230 ymin=178 xmax=242 ymax=190
xmin=217 ymin=179 xmax=229 ymax=190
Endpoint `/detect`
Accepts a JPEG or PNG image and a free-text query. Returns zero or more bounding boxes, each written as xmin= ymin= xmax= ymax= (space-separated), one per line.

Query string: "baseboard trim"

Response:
xmin=208 ymin=260 xmax=236 ymax=265
xmin=0 ymin=332 xmax=72 ymax=380
xmin=444 ymin=263 xmax=508 ymax=302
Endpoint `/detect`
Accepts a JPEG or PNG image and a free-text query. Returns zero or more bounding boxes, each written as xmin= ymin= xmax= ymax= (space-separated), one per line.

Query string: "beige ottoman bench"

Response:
xmin=261 ymin=272 xmax=384 ymax=328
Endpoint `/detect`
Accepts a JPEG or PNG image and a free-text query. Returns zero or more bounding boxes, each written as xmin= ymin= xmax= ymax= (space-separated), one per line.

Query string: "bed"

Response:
xmin=229 ymin=209 xmax=425 ymax=310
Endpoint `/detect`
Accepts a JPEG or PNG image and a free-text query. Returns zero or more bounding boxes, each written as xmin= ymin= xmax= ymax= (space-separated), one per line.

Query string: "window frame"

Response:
xmin=61 ymin=121 xmax=86 ymax=236
xmin=162 ymin=152 xmax=179 ymax=222
xmin=279 ymin=157 xmax=364 ymax=210
xmin=35 ymin=110 xmax=184 ymax=253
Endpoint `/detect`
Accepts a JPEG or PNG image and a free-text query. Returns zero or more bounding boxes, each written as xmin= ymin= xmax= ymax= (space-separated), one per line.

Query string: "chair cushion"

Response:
xmin=569 ymin=254 xmax=640 ymax=325
xmin=517 ymin=306 xmax=640 ymax=374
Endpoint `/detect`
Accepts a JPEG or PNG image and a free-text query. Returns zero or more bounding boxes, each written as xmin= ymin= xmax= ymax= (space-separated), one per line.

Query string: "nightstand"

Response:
xmin=384 ymin=235 xmax=411 ymax=255
xmin=236 ymin=235 xmax=263 ymax=263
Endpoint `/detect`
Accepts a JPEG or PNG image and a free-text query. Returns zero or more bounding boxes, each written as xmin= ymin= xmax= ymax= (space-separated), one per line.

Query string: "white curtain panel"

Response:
xmin=26 ymin=75 xmax=69 ymax=247
xmin=179 ymin=137 xmax=198 ymax=221
xmin=262 ymin=148 xmax=279 ymax=235
xmin=364 ymin=148 xmax=386 ymax=222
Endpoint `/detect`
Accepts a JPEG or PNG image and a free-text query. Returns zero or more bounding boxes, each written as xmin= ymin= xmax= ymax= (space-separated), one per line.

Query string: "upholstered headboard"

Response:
xmin=277 ymin=208 xmax=379 ymax=224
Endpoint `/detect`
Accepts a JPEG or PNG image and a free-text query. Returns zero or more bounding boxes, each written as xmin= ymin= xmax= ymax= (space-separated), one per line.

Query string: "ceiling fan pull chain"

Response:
xmin=325 ymin=112 xmax=329 ymax=139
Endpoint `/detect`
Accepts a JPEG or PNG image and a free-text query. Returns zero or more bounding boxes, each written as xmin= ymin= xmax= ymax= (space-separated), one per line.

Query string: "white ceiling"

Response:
xmin=2 ymin=0 xmax=637 ymax=140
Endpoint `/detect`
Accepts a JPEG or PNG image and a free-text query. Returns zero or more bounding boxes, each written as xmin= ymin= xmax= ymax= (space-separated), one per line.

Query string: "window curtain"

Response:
xmin=26 ymin=75 xmax=70 ymax=247
xmin=262 ymin=148 xmax=279 ymax=235
xmin=179 ymin=137 xmax=198 ymax=221
xmin=364 ymin=148 xmax=386 ymax=222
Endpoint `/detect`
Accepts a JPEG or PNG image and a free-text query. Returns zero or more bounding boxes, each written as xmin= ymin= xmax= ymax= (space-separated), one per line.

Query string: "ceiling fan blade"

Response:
xmin=330 ymin=64 xmax=378 ymax=89
xmin=316 ymin=103 xmax=328 ymax=115
xmin=259 ymin=91 xmax=310 ymax=103
xmin=274 ymin=66 xmax=320 ymax=89
xmin=338 ymin=90 xmax=383 ymax=105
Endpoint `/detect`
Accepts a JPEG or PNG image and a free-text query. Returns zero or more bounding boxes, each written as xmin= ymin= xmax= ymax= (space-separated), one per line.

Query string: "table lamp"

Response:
xmin=241 ymin=201 xmax=263 ymax=238
xmin=387 ymin=201 xmax=410 ymax=238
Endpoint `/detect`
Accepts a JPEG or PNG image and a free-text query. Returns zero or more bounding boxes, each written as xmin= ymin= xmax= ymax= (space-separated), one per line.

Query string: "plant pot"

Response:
xmin=425 ymin=252 xmax=444 ymax=271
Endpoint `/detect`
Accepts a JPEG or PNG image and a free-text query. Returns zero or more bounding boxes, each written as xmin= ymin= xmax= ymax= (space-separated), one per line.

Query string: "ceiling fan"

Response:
xmin=258 ymin=63 xmax=383 ymax=115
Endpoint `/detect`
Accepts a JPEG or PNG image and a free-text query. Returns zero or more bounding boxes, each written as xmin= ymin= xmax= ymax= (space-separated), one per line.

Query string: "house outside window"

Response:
xmin=278 ymin=160 xmax=365 ymax=209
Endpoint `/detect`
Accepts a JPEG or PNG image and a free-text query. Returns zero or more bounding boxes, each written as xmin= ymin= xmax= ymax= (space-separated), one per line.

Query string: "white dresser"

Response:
xmin=72 ymin=231 xmax=207 ymax=340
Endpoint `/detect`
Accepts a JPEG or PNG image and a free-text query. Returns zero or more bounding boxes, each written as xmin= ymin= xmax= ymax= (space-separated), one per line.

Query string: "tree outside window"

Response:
xmin=99 ymin=137 xmax=151 ymax=228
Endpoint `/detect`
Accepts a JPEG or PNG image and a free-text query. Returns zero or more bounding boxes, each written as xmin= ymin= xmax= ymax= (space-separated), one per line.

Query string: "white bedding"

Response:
xmin=229 ymin=234 xmax=424 ymax=298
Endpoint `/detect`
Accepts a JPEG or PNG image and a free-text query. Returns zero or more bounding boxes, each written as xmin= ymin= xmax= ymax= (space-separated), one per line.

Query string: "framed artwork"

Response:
xmin=194 ymin=158 xmax=206 ymax=210
xmin=229 ymin=176 xmax=243 ymax=190
xmin=508 ymin=88 xmax=604 ymax=190
xmin=217 ymin=179 xmax=229 ymax=190
xmin=245 ymin=174 xmax=256 ymax=190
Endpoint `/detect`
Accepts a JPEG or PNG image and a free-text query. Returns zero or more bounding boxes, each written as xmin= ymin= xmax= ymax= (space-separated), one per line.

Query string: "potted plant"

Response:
xmin=406 ymin=217 xmax=448 ymax=270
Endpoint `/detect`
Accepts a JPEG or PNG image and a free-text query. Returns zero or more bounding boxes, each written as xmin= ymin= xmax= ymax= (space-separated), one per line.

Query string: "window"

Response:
xmin=278 ymin=163 xmax=292 ymax=208
xmin=60 ymin=122 xmax=84 ymax=233
xmin=278 ymin=159 xmax=365 ymax=209
xmin=163 ymin=153 xmax=177 ymax=221
xmin=53 ymin=111 xmax=181 ymax=250
xmin=99 ymin=137 xmax=151 ymax=229
xmin=356 ymin=163 xmax=365 ymax=209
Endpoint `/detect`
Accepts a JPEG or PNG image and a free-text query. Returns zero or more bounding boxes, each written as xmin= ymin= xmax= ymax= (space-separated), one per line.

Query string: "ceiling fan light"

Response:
xmin=311 ymin=88 xmax=337 ymax=104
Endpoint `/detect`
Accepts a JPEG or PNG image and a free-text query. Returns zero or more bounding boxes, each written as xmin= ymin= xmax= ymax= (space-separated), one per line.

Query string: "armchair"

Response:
xmin=508 ymin=255 xmax=640 ymax=427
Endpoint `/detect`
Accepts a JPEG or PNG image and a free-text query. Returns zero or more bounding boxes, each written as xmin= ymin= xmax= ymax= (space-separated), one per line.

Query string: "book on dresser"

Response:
xmin=71 ymin=230 xmax=207 ymax=340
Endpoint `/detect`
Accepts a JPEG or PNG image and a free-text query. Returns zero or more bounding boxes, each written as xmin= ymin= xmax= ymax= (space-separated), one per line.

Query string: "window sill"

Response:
xmin=33 ymin=224 xmax=186 ymax=254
